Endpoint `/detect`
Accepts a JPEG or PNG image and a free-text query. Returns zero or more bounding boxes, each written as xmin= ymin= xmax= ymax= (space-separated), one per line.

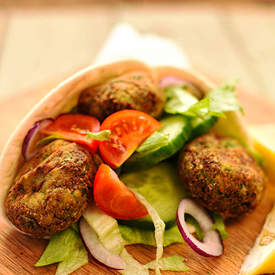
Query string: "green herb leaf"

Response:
xmin=86 ymin=130 xmax=111 ymax=141
xmin=136 ymin=131 xmax=169 ymax=153
xmin=36 ymin=134 xmax=64 ymax=146
xmin=164 ymin=85 xmax=198 ymax=115
xmin=211 ymin=213 xmax=228 ymax=240
xmin=145 ymin=255 xmax=189 ymax=272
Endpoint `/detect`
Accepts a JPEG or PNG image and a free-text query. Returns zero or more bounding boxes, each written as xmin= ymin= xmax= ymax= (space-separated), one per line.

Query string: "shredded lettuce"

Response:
xmin=136 ymin=131 xmax=169 ymax=153
xmin=35 ymin=227 xmax=88 ymax=274
xmin=132 ymin=190 xmax=165 ymax=275
xmin=164 ymin=81 xmax=243 ymax=120
xmin=86 ymin=130 xmax=111 ymax=141
xmin=119 ymin=249 xmax=149 ymax=275
xmin=211 ymin=213 xmax=228 ymax=240
xmin=145 ymin=255 xmax=189 ymax=272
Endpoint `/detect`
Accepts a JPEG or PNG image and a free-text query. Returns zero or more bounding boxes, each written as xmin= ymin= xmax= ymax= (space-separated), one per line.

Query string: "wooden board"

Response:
xmin=0 ymin=83 xmax=274 ymax=275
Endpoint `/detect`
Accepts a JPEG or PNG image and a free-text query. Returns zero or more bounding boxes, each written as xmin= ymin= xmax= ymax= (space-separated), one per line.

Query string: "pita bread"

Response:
xmin=0 ymin=60 xmax=254 ymax=232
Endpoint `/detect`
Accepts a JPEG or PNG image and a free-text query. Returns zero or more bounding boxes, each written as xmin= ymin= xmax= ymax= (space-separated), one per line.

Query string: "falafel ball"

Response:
xmin=5 ymin=139 xmax=101 ymax=237
xmin=178 ymin=134 xmax=265 ymax=219
xmin=78 ymin=71 xmax=165 ymax=121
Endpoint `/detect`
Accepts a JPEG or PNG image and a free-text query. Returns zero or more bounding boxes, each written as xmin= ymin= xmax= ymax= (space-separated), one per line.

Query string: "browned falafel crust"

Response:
xmin=5 ymin=140 xmax=101 ymax=237
xmin=178 ymin=134 xmax=265 ymax=219
xmin=77 ymin=71 xmax=165 ymax=121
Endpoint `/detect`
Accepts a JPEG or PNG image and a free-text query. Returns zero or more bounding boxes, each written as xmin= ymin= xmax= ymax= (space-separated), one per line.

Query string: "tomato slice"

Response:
xmin=99 ymin=110 xmax=161 ymax=168
xmin=94 ymin=164 xmax=148 ymax=220
xmin=42 ymin=114 xmax=100 ymax=152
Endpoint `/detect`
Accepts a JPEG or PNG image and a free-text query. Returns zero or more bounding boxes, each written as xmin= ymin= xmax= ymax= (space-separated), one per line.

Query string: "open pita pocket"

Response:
xmin=0 ymin=60 xmax=254 ymax=232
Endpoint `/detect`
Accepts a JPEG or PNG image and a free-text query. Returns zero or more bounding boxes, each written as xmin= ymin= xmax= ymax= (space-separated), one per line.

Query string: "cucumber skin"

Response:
xmin=123 ymin=118 xmax=191 ymax=172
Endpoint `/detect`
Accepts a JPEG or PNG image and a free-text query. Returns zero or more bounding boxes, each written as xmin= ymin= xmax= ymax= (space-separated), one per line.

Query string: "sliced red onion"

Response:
xmin=22 ymin=118 xmax=53 ymax=161
xmin=177 ymin=198 xmax=223 ymax=257
xmin=80 ymin=218 xmax=126 ymax=270
xmin=159 ymin=76 xmax=191 ymax=88
xmin=159 ymin=76 xmax=203 ymax=97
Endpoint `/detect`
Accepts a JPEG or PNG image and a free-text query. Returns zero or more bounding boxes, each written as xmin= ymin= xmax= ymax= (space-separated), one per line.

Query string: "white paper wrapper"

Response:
xmin=94 ymin=23 xmax=190 ymax=68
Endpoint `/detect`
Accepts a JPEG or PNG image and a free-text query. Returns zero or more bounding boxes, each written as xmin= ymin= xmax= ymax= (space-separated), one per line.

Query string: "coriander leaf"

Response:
xmin=211 ymin=213 xmax=228 ymax=240
xmin=86 ymin=130 xmax=111 ymax=141
xmin=36 ymin=134 xmax=64 ymax=146
xmin=136 ymin=131 xmax=169 ymax=153
xmin=145 ymin=255 xmax=189 ymax=272
xmin=164 ymin=85 xmax=198 ymax=115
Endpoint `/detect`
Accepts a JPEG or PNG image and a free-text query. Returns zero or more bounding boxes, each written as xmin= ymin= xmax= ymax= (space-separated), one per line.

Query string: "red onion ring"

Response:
xmin=159 ymin=75 xmax=203 ymax=99
xmin=22 ymin=118 xmax=53 ymax=161
xmin=177 ymin=198 xmax=223 ymax=257
xmin=159 ymin=76 xmax=191 ymax=88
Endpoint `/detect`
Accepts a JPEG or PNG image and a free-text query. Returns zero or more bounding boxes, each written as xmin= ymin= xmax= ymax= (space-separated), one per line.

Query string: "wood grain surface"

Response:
xmin=0 ymin=84 xmax=274 ymax=275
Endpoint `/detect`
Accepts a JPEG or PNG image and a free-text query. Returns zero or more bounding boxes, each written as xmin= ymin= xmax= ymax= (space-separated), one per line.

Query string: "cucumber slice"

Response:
xmin=190 ymin=115 xmax=218 ymax=138
xmin=123 ymin=115 xmax=191 ymax=171
xmin=119 ymin=162 xmax=188 ymax=229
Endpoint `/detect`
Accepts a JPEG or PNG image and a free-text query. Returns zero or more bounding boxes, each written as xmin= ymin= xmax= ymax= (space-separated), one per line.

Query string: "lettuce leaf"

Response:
xmin=119 ymin=213 xmax=227 ymax=249
xmin=145 ymin=255 xmax=189 ymax=272
xmin=35 ymin=227 xmax=88 ymax=274
xmin=55 ymin=238 xmax=88 ymax=275
xmin=211 ymin=213 xmax=228 ymax=240
xmin=119 ymin=224 xmax=184 ymax=247
xmin=136 ymin=131 xmax=169 ymax=153
xmin=164 ymin=85 xmax=198 ymax=115
xmin=185 ymin=214 xmax=204 ymax=241
xmin=164 ymin=81 xmax=243 ymax=120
